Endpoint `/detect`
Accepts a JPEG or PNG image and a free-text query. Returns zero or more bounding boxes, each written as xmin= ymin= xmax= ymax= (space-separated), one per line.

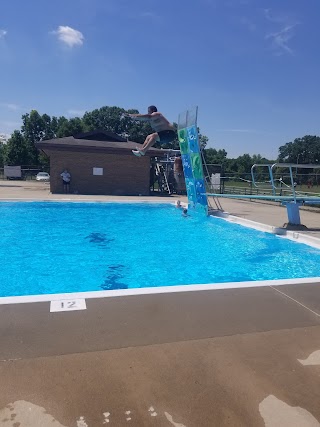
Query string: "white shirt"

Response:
xmin=61 ymin=171 xmax=71 ymax=182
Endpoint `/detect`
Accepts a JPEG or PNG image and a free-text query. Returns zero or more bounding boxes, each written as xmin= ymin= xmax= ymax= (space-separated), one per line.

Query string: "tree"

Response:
xmin=19 ymin=110 xmax=71 ymax=166
xmin=278 ymin=135 xmax=320 ymax=184
xmin=4 ymin=131 xmax=28 ymax=165
xmin=234 ymin=154 xmax=254 ymax=174
xmin=198 ymin=130 xmax=208 ymax=150
xmin=41 ymin=114 xmax=57 ymax=140
xmin=203 ymin=148 xmax=227 ymax=164
xmin=0 ymin=142 xmax=5 ymax=167
xmin=83 ymin=106 xmax=125 ymax=133
xmin=252 ymin=154 xmax=270 ymax=164
xmin=56 ymin=117 xmax=84 ymax=137
xmin=21 ymin=110 xmax=46 ymax=165
xmin=278 ymin=135 xmax=320 ymax=164
xmin=82 ymin=106 xmax=153 ymax=144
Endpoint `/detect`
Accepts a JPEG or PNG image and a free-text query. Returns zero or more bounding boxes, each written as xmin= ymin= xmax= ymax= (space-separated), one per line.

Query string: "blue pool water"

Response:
xmin=1 ymin=201 xmax=320 ymax=297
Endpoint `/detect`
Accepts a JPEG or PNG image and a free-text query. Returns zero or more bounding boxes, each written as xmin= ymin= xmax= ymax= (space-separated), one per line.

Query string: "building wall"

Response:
xmin=46 ymin=150 xmax=151 ymax=195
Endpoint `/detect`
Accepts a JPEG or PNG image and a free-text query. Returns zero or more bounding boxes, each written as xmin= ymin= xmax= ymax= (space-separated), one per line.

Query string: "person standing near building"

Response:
xmin=60 ymin=169 xmax=71 ymax=194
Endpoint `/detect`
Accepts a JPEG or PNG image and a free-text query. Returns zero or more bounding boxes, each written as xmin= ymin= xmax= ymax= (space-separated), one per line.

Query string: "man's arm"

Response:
xmin=125 ymin=112 xmax=160 ymax=122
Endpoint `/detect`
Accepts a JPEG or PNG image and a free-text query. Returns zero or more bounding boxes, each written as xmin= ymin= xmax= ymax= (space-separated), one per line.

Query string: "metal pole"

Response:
xmin=289 ymin=165 xmax=297 ymax=203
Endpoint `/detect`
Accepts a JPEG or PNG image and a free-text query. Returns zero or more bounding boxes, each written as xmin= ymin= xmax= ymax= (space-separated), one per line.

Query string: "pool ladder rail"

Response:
xmin=200 ymin=147 xmax=223 ymax=212
xmin=205 ymin=163 xmax=320 ymax=225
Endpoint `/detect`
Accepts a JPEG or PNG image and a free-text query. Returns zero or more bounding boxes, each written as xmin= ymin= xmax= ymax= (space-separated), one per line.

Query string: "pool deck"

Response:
xmin=1 ymin=181 xmax=320 ymax=426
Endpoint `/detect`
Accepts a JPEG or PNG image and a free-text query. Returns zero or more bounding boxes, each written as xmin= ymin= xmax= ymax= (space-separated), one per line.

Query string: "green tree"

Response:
xmin=41 ymin=114 xmax=58 ymax=140
xmin=235 ymin=154 xmax=254 ymax=174
xmin=198 ymin=130 xmax=208 ymax=150
xmin=20 ymin=110 xmax=66 ymax=166
xmin=56 ymin=117 xmax=84 ymax=137
xmin=252 ymin=154 xmax=270 ymax=164
xmin=4 ymin=131 xmax=28 ymax=165
xmin=203 ymin=148 xmax=227 ymax=164
xmin=278 ymin=135 xmax=320 ymax=164
xmin=83 ymin=106 xmax=154 ymax=144
xmin=0 ymin=143 xmax=5 ymax=167
xmin=83 ymin=106 xmax=125 ymax=133
xmin=21 ymin=110 xmax=46 ymax=164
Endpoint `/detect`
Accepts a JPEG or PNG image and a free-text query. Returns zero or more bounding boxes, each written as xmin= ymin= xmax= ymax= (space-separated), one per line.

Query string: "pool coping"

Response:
xmin=0 ymin=277 xmax=320 ymax=305
xmin=1 ymin=200 xmax=320 ymax=305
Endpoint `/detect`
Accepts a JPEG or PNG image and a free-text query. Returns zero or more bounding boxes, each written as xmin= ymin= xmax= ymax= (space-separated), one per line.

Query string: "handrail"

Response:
xmin=251 ymin=163 xmax=320 ymax=203
xmin=251 ymin=164 xmax=276 ymax=195
xmin=272 ymin=163 xmax=320 ymax=169
xmin=204 ymin=193 xmax=320 ymax=203
xmin=272 ymin=163 xmax=320 ymax=203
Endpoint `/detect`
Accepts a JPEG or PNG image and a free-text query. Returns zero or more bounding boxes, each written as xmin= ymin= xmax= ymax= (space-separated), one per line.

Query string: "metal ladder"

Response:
xmin=155 ymin=163 xmax=171 ymax=194
xmin=200 ymin=148 xmax=223 ymax=211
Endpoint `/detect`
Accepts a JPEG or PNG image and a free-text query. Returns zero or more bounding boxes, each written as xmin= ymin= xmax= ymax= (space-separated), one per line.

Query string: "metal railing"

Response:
xmin=251 ymin=163 xmax=320 ymax=203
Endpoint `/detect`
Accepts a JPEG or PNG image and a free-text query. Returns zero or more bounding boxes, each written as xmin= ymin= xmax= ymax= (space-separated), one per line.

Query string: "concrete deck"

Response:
xmin=1 ymin=181 xmax=320 ymax=426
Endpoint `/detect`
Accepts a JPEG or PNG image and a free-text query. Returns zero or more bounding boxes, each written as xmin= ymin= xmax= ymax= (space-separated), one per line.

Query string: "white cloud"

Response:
xmin=52 ymin=26 xmax=84 ymax=48
xmin=263 ymin=9 xmax=299 ymax=55
xmin=67 ymin=109 xmax=86 ymax=117
xmin=0 ymin=102 xmax=21 ymax=111
xmin=0 ymin=29 xmax=7 ymax=38
xmin=265 ymin=25 xmax=296 ymax=55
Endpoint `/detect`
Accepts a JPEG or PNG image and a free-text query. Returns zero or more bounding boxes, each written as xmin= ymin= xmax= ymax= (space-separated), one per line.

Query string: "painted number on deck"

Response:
xmin=50 ymin=298 xmax=87 ymax=312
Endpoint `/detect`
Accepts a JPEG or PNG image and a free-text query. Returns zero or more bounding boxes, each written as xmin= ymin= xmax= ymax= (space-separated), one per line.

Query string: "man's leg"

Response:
xmin=133 ymin=133 xmax=160 ymax=156
xmin=140 ymin=132 xmax=159 ymax=154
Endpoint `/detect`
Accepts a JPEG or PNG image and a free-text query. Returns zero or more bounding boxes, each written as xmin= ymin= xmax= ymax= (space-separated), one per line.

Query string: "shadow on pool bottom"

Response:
xmin=100 ymin=264 xmax=128 ymax=290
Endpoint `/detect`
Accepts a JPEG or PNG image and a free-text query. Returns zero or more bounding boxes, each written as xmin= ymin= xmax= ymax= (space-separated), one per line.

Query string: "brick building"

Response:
xmin=36 ymin=130 xmax=168 ymax=195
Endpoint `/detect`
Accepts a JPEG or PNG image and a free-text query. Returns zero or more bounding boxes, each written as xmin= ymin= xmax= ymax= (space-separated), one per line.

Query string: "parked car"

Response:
xmin=36 ymin=172 xmax=50 ymax=181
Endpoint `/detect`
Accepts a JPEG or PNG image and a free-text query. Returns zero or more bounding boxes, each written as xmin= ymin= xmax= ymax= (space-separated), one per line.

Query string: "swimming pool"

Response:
xmin=1 ymin=201 xmax=320 ymax=298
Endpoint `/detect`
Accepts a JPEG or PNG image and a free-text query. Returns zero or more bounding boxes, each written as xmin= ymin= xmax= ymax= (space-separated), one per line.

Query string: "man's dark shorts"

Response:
xmin=158 ymin=130 xmax=176 ymax=144
xmin=63 ymin=180 xmax=70 ymax=185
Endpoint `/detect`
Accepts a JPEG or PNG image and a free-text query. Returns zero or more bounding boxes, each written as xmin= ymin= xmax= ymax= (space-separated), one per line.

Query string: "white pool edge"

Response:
xmin=0 ymin=277 xmax=320 ymax=305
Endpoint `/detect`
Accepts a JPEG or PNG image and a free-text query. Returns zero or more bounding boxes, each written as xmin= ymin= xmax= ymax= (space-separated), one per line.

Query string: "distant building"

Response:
xmin=36 ymin=130 xmax=169 ymax=196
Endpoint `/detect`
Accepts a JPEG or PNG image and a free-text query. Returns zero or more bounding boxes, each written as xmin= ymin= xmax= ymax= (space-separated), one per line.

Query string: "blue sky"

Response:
xmin=0 ymin=0 xmax=319 ymax=158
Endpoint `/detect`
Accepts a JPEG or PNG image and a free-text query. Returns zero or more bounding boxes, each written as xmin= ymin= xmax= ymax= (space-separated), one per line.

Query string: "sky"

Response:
xmin=0 ymin=0 xmax=320 ymax=159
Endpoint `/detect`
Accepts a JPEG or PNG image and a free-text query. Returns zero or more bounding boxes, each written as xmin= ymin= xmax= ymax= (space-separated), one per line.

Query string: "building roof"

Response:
xmin=73 ymin=130 xmax=127 ymax=142
xmin=36 ymin=134 xmax=171 ymax=157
